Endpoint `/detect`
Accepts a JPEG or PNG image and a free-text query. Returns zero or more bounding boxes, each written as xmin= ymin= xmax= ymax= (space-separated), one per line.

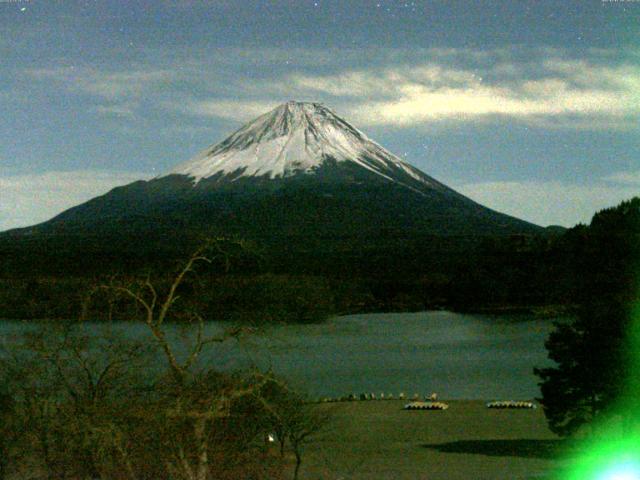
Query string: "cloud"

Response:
xmin=0 ymin=170 xmax=151 ymax=232
xmin=603 ymin=170 xmax=640 ymax=186
xmin=302 ymin=62 xmax=640 ymax=128
xmin=455 ymin=180 xmax=639 ymax=227
xmin=24 ymin=66 xmax=175 ymax=118
xmin=169 ymin=99 xmax=280 ymax=122
xmin=25 ymin=66 xmax=174 ymax=100
xmin=164 ymin=50 xmax=640 ymax=130
xmin=93 ymin=103 xmax=137 ymax=117
xmin=20 ymin=46 xmax=640 ymax=131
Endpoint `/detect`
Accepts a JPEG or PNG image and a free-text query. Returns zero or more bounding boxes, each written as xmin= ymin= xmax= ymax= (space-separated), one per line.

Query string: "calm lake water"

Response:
xmin=0 ymin=311 xmax=558 ymax=400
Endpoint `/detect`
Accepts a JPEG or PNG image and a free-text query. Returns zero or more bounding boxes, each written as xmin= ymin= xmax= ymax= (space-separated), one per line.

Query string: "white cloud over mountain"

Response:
xmin=167 ymin=48 xmax=640 ymax=130
xmin=21 ymin=47 xmax=640 ymax=131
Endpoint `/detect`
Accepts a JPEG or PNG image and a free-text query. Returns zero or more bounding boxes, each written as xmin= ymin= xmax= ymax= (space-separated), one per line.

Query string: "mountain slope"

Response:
xmin=1 ymin=101 xmax=542 ymax=276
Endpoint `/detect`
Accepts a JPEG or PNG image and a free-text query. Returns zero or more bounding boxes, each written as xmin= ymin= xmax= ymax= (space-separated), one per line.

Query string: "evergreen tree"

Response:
xmin=535 ymin=197 xmax=640 ymax=436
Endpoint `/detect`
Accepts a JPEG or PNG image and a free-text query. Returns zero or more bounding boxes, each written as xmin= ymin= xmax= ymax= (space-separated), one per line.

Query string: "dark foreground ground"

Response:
xmin=298 ymin=400 xmax=569 ymax=480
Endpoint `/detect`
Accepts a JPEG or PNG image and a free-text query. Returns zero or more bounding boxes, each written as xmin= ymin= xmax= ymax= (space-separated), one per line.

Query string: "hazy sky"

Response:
xmin=1 ymin=0 xmax=639 ymax=230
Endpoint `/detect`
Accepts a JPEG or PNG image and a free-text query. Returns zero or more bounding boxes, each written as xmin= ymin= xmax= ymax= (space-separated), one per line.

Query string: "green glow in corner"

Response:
xmin=599 ymin=464 xmax=640 ymax=480
xmin=597 ymin=461 xmax=640 ymax=480
xmin=564 ymin=300 xmax=640 ymax=480
xmin=565 ymin=436 xmax=640 ymax=480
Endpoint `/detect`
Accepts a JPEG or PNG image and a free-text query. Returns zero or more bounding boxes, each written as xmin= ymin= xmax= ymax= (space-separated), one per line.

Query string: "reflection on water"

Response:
xmin=0 ymin=311 xmax=558 ymax=399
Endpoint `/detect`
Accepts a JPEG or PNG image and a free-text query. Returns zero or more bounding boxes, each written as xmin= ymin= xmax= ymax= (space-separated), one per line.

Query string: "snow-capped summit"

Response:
xmin=168 ymin=101 xmax=443 ymax=192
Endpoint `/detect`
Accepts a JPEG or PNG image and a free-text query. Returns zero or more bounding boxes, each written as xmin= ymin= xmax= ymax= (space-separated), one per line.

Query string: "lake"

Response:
xmin=0 ymin=311 xmax=558 ymax=400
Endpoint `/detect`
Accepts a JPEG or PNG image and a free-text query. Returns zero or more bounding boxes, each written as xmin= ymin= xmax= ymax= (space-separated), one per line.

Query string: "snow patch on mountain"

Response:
xmin=167 ymin=101 xmax=441 ymax=191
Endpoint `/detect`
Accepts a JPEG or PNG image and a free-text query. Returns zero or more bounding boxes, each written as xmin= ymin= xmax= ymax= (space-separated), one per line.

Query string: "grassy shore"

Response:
xmin=298 ymin=400 xmax=568 ymax=480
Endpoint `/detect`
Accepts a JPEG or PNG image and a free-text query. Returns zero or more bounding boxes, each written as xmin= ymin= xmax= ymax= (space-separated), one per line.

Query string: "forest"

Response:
xmin=2 ymin=197 xmax=638 ymax=323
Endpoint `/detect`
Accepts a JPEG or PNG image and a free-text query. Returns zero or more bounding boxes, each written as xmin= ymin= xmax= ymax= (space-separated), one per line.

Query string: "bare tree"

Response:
xmin=88 ymin=240 xmax=277 ymax=480
xmin=258 ymin=381 xmax=332 ymax=480
xmin=0 ymin=240 xmax=296 ymax=480
xmin=1 ymin=321 xmax=150 ymax=480
xmin=288 ymin=405 xmax=330 ymax=480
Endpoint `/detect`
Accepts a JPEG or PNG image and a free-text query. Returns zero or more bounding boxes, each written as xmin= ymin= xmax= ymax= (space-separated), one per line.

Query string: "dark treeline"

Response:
xmin=1 ymin=197 xmax=638 ymax=322
xmin=0 ymin=237 xmax=568 ymax=322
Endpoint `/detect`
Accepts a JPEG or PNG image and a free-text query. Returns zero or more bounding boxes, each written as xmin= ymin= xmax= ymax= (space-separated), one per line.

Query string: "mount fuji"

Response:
xmin=1 ymin=101 xmax=542 ymax=275
xmin=168 ymin=101 xmax=450 ymax=194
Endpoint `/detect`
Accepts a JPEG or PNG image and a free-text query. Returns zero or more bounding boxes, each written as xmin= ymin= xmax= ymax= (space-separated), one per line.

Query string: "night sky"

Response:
xmin=1 ymin=0 xmax=639 ymax=230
